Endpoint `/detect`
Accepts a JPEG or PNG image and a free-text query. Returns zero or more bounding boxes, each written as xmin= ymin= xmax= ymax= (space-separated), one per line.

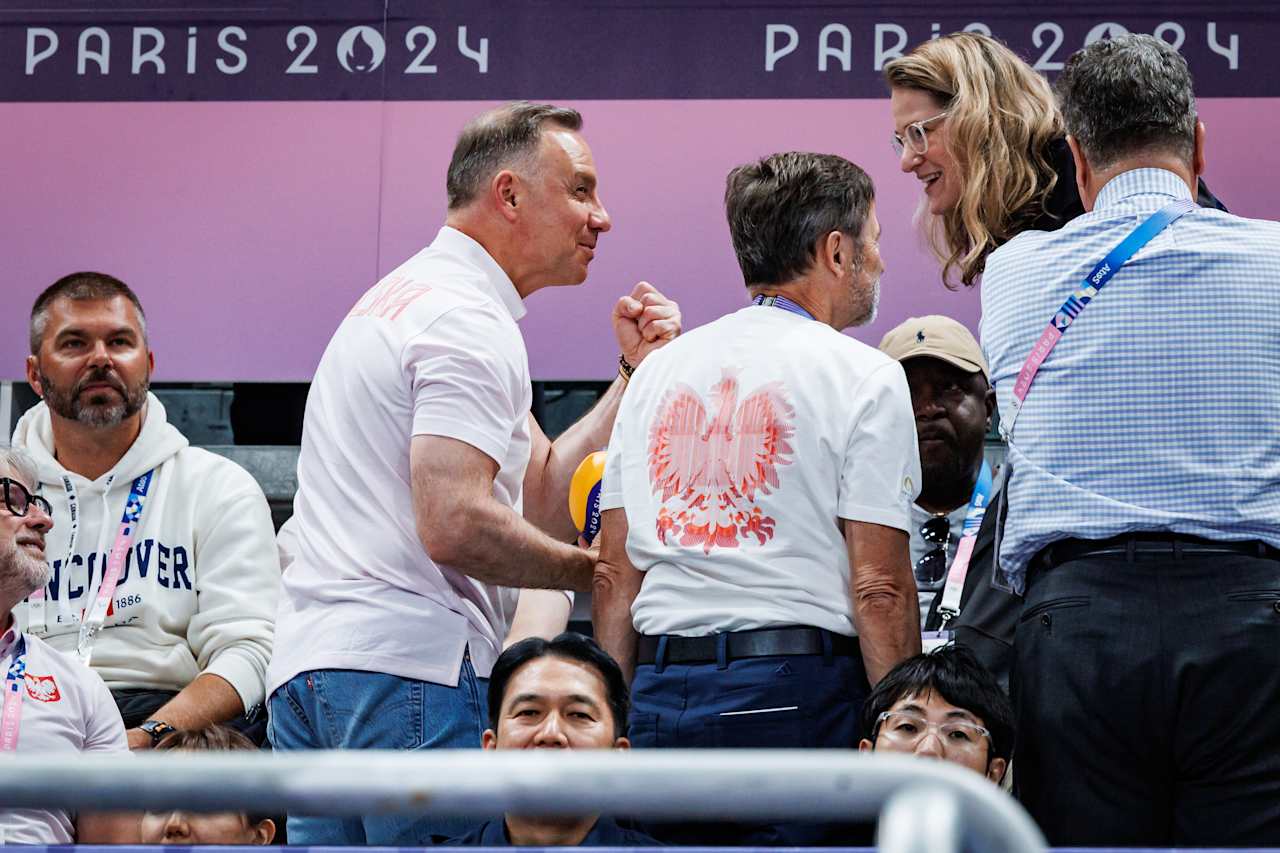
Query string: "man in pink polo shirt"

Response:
xmin=0 ymin=447 xmax=136 ymax=844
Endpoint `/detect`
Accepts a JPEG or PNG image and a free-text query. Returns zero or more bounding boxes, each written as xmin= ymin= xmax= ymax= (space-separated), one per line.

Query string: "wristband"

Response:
xmin=618 ymin=354 xmax=636 ymax=382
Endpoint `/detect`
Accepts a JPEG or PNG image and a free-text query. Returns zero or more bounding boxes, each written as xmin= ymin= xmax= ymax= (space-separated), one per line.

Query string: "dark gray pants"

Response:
xmin=1013 ymin=547 xmax=1280 ymax=846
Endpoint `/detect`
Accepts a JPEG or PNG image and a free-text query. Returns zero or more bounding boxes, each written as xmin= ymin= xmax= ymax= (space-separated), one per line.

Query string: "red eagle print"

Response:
xmin=647 ymin=368 xmax=795 ymax=553
xmin=24 ymin=673 xmax=61 ymax=703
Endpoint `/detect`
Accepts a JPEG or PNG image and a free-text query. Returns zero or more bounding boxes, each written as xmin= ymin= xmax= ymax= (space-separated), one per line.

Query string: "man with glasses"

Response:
xmin=14 ymin=272 xmax=278 ymax=750
xmin=0 ymin=447 xmax=137 ymax=843
xmin=878 ymin=316 xmax=1016 ymax=691
xmin=858 ymin=645 xmax=1012 ymax=785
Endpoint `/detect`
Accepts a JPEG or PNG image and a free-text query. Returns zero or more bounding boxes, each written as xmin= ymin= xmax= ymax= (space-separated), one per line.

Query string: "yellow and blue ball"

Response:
xmin=569 ymin=451 xmax=607 ymax=545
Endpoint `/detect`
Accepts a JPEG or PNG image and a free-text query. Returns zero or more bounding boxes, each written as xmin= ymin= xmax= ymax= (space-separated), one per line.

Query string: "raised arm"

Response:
xmin=522 ymin=282 xmax=680 ymax=539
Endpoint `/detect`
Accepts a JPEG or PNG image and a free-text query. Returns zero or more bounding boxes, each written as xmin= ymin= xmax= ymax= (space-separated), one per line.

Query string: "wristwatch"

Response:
xmin=138 ymin=719 xmax=177 ymax=745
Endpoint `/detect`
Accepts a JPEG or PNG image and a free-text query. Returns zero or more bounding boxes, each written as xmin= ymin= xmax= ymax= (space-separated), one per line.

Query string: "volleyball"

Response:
xmin=568 ymin=450 xmax=607 ymax=544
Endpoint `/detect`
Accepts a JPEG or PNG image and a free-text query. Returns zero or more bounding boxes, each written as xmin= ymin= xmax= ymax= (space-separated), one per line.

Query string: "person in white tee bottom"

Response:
xmin=0 ymin=447 xmax=137 ymax=844
xmin=593 ymin=152 xmax=922 ymax=846
xmin=267 ymin=102 xmax=681 ymax=846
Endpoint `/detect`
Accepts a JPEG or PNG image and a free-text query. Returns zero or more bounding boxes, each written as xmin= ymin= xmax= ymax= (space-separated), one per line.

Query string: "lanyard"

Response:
xmin=753 ymin=293 xmax=815 ymax=321
xmin=999 ymin=199 xmax=1196 ymax=441
xmin=1 ymin=636 xmax=28 ymax=752
xmin=74 ymin=470 xmax=154 ymax=665
xmin=935 ymin=460 xmax=993 ymax=627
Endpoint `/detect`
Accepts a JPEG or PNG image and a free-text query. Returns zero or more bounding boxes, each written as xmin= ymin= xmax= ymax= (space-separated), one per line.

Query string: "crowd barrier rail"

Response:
xmin=0 ymin=749 xmax=1044 ymax=853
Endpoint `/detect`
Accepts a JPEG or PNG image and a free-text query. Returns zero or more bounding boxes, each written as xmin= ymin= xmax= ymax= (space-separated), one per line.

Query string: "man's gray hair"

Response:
xmin=1055 ymin=34 xmax=1197 ymax=171
xmin=0 ymin=447 xmax=39 ymax=489
xmin=445 ymin=101 xmax=583 ymax=210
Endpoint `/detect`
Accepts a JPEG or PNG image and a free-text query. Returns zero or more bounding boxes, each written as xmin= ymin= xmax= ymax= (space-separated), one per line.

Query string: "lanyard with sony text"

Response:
xmin=1 ymin=636 xmax=28 ymax=752
xmin=76 ymin=470 xmax=154 ymax=665
xmin=753 ymin=293 xmax=815 ymax=321
xmin=934 ymin=460 xmax=993 ymax=628
xmin=999 ymin=199 xmax=1196 ymax=441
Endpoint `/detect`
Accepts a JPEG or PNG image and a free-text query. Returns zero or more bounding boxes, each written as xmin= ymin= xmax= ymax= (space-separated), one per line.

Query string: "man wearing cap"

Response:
xmin=878 ymin=316 xmax=1016 ymax=691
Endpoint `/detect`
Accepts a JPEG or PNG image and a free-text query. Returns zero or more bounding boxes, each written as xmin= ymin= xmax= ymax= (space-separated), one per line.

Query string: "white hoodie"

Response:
xmin=11 ymin=393 xmax=277 ymax=710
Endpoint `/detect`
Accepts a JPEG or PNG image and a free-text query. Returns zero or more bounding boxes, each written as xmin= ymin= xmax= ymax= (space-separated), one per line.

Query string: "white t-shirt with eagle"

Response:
xmin=601 ymin=304 xmax=921 ymax=637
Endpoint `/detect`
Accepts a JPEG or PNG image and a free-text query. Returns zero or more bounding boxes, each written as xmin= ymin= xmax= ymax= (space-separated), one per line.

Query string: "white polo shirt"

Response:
xmin=269 ymin=227 xmax=533 ymax=691
xmin=601 ymin=305 xmax=921 ymax=637
xmin=0 ymin=625 xmax=129 ymax=845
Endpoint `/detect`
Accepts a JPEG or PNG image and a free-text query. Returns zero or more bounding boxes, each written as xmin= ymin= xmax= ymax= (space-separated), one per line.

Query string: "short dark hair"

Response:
xmin=154 ymin=725 xmax=272 ymax=824
xmin=488 ymin=632 xmax=630 ymax=739
xmin=862 ymin=646 xmax=1014 ymax=763
xmin=446 ymin=101 xmax=584 ymax=209
xmin=30 ymin=271 xmax=146 ymax=355
xmin=724 ymin=152 xmax=875 ymax=287
xmin=1056 ymin=34 xmax=1197 ymax=171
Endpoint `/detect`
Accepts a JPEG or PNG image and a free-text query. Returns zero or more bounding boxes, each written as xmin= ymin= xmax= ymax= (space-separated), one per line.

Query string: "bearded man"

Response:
xmin=13 ymin=272 xmax=277 ymax=749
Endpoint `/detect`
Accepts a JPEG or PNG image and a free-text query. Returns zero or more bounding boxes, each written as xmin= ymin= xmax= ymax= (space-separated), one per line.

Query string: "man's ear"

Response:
xmin=986 ymin=757 xmax=1008 ymax=785
xmin=1066 ymin=135 xmax=1095 ymax=212
xmin=613 ymin=736 xmax=631 ymax=751
xmin=492 ymin=171 xmax=521 ymax=223
xmin=857 ymin=738 xmax=875 ymax=752
xmin=482 ymin=729 xmax=498 ymax=750
xmin=984 ymin=385 xmax=996 ymax=427
xmin=25 ymin=355 xmax=43 ymax=399
xmin=1193 ymin=120 xmax=1206 ymax=178
xmin=821 ymin=230 xmax=843 ymax=277
xmin=251 ymin=818 xmax=276 ymax=845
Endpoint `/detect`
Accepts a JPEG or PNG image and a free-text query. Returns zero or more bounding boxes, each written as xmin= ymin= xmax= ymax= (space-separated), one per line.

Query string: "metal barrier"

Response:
xmin=0 ymin=750 xmax=1044 ymax=852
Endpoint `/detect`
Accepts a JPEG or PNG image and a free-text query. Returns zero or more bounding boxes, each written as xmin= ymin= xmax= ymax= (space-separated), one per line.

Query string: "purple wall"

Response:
xmin=1 ymin=98 xmax=1275 ymax=381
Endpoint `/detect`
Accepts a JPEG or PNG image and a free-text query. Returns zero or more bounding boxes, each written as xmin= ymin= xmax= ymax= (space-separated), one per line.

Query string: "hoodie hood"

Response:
xmin=12 ymin=391 xmax=189 ymax=489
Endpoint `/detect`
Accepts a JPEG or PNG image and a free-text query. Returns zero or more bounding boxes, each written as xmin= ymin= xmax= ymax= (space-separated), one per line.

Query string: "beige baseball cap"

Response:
xmin=878 ymin=315 xmax=988 ymax=377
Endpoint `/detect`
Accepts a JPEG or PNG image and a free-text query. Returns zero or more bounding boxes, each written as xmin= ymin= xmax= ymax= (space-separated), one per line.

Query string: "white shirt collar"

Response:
xmin=431 ymin=226 xmax=527 ymax=321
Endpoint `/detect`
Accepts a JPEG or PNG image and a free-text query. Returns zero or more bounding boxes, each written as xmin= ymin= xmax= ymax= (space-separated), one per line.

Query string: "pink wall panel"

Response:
xmin=1 ymin=98 xmax=1274 ymax=381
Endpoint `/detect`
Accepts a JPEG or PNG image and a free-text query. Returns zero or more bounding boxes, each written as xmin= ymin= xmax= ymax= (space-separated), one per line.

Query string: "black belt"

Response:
xmin=1036 ymin=534 xmax=1280 ymax=571
xmin=636 ymin=627 xmax=858 ymax=666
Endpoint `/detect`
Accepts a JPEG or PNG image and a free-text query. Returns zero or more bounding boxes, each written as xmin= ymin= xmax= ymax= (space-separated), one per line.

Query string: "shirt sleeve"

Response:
xmin=599 ymin=409 xmax=626 ymax=512
xmin=837 ymin=360 xmax=922 ymax=532
xmin=187 ymin=463 xmax=279 ymax=711
xmin=404 ymin=304 xmax=525 ymax=466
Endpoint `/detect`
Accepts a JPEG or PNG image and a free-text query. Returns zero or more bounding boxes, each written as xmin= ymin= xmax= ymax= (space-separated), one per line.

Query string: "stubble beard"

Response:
xmin=0 ymin=539 xmax=51 ymax=602
xmin=848 ymin=275 xmax=881 ymax=328
xmin=39 ymin=367 xmax=148 ymax=429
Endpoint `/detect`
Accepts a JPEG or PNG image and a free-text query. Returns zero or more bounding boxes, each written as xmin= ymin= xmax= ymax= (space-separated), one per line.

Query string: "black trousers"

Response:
xmin=1013 ymin=548 xmax=1280 ymax=846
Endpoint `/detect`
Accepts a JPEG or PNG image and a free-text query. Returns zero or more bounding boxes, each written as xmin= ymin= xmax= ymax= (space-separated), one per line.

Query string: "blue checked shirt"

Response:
xmin=981 ymin=168 xmax=1280 ymax=592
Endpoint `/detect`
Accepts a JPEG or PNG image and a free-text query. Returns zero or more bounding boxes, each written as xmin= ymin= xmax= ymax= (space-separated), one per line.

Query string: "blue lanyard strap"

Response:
xmin=1000 ymin=198 xmax=1196 ymax=441
xmin=752 ymin=293 xmax=815 ymax=321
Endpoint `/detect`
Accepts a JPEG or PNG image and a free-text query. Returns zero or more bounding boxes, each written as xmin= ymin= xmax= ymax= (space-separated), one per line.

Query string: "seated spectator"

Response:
xmin=449 ymin=633 xmax=657 ymax=847
xmin=0 ymin=448 xmax=137 ymax=844
xmin=140 ymin=725 xmax=276 ymax=845
xmin=858 ymin=646 xmax=1012 ymax=784
xmin=878 ymin=316 xmax=1017 ymax=690
xmin=15 ymin=273 xmax=277 ymax=748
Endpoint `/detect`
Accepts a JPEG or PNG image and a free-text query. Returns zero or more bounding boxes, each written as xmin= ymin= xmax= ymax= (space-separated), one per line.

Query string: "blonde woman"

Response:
xmin=885 ymin=32 xmax=1222 ymax=288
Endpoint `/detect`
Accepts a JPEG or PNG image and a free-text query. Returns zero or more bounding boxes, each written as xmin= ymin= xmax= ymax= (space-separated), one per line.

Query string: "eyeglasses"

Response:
xmin=1 ymin=478 xmax=52 ymax=519
xmin=914 ymin=515 xmax=952 ymax=589
xmin=874 ymin=710 xmax=990 ymax=753
xmin=891 ymin=111 xmax=949 ymax=157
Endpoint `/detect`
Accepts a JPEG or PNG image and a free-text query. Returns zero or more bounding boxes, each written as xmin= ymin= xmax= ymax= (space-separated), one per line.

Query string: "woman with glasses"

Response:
xmin=884 ymin=33 xmax=1075 ymax=289
xmin=884 ymin=32 xmax=1225 ymax=289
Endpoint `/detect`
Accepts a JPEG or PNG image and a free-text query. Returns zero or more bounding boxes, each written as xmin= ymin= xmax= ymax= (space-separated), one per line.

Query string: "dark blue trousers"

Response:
xmin=629 ymin=631 xmax=869 ymax=846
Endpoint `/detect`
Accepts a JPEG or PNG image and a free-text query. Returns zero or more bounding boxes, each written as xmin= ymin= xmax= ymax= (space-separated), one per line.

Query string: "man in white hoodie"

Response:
xmin=14 ymin=272 xmax=277 ymax=750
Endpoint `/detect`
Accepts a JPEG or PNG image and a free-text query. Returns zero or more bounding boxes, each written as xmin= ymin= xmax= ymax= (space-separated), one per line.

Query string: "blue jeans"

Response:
xmin=267 ymin=659 xmax=489 ymax=846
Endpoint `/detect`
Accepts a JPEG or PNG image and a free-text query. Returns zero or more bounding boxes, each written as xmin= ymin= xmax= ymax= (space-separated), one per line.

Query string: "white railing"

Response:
xmin=0 ymin=750 xmax=1044 ymax=852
